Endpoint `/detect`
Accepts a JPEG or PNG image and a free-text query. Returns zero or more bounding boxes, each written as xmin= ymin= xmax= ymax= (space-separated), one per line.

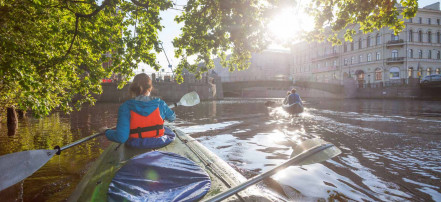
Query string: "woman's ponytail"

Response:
xmin=129 ymin=73 xmax=152 ymax=97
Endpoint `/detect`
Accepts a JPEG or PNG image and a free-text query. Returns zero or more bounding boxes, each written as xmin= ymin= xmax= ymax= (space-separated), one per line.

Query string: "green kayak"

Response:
xmin=68 ymin=125 xmax=280 ymax=201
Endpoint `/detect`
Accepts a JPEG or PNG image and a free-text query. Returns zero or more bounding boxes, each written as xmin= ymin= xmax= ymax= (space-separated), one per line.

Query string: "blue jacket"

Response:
xmin=105 ymin=98 xmax=176 ymax=143
xmin=288 ymin=93 xmax=303 ymax=105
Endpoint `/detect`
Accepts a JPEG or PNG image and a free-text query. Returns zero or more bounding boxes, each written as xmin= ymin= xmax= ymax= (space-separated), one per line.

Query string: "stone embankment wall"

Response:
xmin=343 ymin=78 xmax=441 ymax=99
xmin=98 ymin=77 xmax=223 ymax=102
xmin=289 ymin=79 xmax=440 ymax=99
xmin=293 ymin=86 xmax=344 ymax=99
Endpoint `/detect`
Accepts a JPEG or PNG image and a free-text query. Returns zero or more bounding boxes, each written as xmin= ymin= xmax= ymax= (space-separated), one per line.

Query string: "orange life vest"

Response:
xmin=129 ymin=108 xmax=164 ymax=138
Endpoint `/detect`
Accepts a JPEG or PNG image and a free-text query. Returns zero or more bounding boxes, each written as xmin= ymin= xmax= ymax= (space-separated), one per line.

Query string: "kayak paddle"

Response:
xmin=0 ymin=130 xmax=106 ymax=192
xmin=0 ymin=91 xmax=201 ymax=192
xmin=169 ymin=91 xmax=200 ymax=109
xmin=204 ymin=138 xmax=341 ymax=202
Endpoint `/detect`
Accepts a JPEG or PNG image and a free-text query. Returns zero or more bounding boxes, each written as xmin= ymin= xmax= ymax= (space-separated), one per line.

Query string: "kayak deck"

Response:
xmin=68 ymin=125 xmax=277 ymax=201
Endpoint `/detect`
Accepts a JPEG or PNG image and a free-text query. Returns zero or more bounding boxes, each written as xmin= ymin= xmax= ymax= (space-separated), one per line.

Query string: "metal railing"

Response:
xmin=311 ymin=52 xmax=339 ymax=61
xmin=386 ymin=57 xmax=405 ymax=63
xmin=220 ymin=76 xmax=290 ymax=82
xmin=357 ymin=78 xmax=420 ymax=88
xmin=387 ymin=39 xmax=404 ymax=44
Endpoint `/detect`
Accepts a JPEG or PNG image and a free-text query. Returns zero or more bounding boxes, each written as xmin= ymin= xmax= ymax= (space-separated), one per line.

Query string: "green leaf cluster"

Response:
xmin=0 ymin=0 xmax=170 ymax=117
xmin=306 ymin=0 xmax=418 ymax=44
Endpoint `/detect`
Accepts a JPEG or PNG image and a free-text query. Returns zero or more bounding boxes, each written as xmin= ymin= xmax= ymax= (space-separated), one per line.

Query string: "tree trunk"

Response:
xmin=7 ymin=107 xmax=18 ymax=136
xmin=17 ymin=109 xmax=26 ymax=119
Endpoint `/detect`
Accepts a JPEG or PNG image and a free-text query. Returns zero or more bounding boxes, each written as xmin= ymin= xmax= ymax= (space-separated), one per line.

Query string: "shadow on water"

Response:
xmin=1 ymin=99 xmax=440 ymax=201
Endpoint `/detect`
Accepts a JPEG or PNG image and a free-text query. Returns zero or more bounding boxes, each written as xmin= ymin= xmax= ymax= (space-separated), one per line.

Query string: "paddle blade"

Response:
xmin=0 ymin=149 xmax=56 ymax=191
xmin=179 ymin=91 xmax=200 ymax=106
xmin=290 ymin=138 xmax=341 ymax=165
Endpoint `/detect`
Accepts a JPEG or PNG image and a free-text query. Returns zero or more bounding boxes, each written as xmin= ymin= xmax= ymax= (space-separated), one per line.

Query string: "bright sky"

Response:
xmin=135 ymin=0 xmax=441 ymax=75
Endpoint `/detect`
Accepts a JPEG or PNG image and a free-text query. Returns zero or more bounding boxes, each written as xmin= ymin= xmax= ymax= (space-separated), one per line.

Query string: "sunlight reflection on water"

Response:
xmin=1 ymin=98 xmax=440 ymax=201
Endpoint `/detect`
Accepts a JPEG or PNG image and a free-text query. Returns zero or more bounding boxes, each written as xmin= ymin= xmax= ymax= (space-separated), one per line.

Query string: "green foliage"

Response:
xmin=0 ymin=0 xmax=169 ymax=116
xmin=173 ymin=0 xmax=269 ymax=82
xmin=0 ymin=0 xmax=418 ymax=117
xmin=307 ymin=0 xmax=418 ymax=44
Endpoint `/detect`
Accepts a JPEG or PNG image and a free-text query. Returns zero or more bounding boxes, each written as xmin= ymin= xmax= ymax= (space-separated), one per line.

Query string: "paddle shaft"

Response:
xmin=205 ymin=143 xmax=334 ymax=202
xmin=168 ymin=102 xmax=180 ymax=109
xmin=59 ymin=132 xmax=106 ymax=152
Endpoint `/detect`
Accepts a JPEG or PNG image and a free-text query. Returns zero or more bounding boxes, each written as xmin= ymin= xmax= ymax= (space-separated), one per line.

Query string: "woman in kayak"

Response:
xmin=105 ymin=73 xmax=176 ymax=149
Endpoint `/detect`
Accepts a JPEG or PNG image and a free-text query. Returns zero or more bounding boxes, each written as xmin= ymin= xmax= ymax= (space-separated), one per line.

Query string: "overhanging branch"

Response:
xmin=75 ymin=0 xmax=111 ymax=18
xmin=131 ymin=0 xmax=149 ymax=9
xmin=64 ymin=16 xmax=79 ymax=58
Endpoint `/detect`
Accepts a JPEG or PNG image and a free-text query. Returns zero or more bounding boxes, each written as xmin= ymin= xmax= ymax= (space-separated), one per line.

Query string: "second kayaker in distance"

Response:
xmin=104 ymin=73 xmax=176 ymax=149
xmin=287 ymin=88 xmax=303 ymax=106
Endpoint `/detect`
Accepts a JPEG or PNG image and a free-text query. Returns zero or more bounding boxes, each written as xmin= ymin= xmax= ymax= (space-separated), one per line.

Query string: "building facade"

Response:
xmin=214 ymin=50 xmax=290 ymax=82
xmin=291 ymin=3 xmax=441 ymax=86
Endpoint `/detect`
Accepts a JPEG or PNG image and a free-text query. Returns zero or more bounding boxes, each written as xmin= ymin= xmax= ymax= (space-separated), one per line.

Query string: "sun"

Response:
xmin=267 ymin=8 xmax=314 ymax=43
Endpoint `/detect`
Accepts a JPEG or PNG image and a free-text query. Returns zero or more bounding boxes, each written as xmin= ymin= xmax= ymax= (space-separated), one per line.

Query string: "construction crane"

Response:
xmin=159 ymin=42 xmax=174 ymax=77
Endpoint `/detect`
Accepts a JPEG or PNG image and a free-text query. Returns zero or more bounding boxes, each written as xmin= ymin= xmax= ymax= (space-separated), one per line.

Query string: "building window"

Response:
xmin=376 ymin=52 xmax=381 ymax=61
xmin=436 ymin=68 xmax=440 ymax=74
xmin=391 ymin=33 xmax=399 ymax=41
xmin=419 ymin=17 xmax=422 ymax=24
xmin=428 ymin=50 xmax=432 ymax=59
xmin=358 ymin=38 xmax=362 ymax=49
xmin=410 ymin=18 xmax=413 ymax=23
xmin=436 ymin=31 xmax=441 ymax=43
xmin=351 ymin=56 xmax=355 ymax=64
xmin=367 ymin=53 xmax=372 ymax=62
xmin=418 ymin=50 xmax=423 ymax=58
xmin=392 ymin=50 xmax=398 ymax=59
xmin=344 ymin=43 xmax=347 ymax=52
xmin=427 ymin=68 xmax=432 ymax=76
xmin=359 ymin=55 xmax=363 ymax=63
xmin=376 ymin=33 xmax=381 ymax=45
xmin=333 ymin=46 xmax=337 ymax=54
xmin=437 ymin=51 xmax=441 ymax=59
xmin=390 ymin=67 xmax=400 ymax=79
xmin=367 ymin=36 xmax=371 ymax=47
xmin=344 ymin=59 xmax=348 ymax=66
xmin=428 ymin=18 xmax=432 ymax=25
xmin=409 ymin=49 xmax=413 ymax=58
xmin=428 ymin=31 xmax=432 ymax=43
xmin=438 ymin=19 xmax=440 ymax=25
xmin=351 ymin=41 xmax=354 ymax=51
xmin=418 ymin=30 xmax=423 ymax=42
xmin=375 ymin=68 xmax=382 ymax=80
xmin=409 ymin=30 xmax=413 ymax=42
xmin=333 ymin=60 xmax=337 ymax=66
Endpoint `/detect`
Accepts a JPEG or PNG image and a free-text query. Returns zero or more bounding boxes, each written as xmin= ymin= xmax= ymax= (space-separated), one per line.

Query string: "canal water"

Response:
xmin=0 ymin=98 xmax=440 ymax=201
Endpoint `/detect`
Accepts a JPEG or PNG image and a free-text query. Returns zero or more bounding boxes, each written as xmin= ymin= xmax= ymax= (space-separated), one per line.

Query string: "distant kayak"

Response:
xmin=282 ymin=103 xmax=304 ymax=114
